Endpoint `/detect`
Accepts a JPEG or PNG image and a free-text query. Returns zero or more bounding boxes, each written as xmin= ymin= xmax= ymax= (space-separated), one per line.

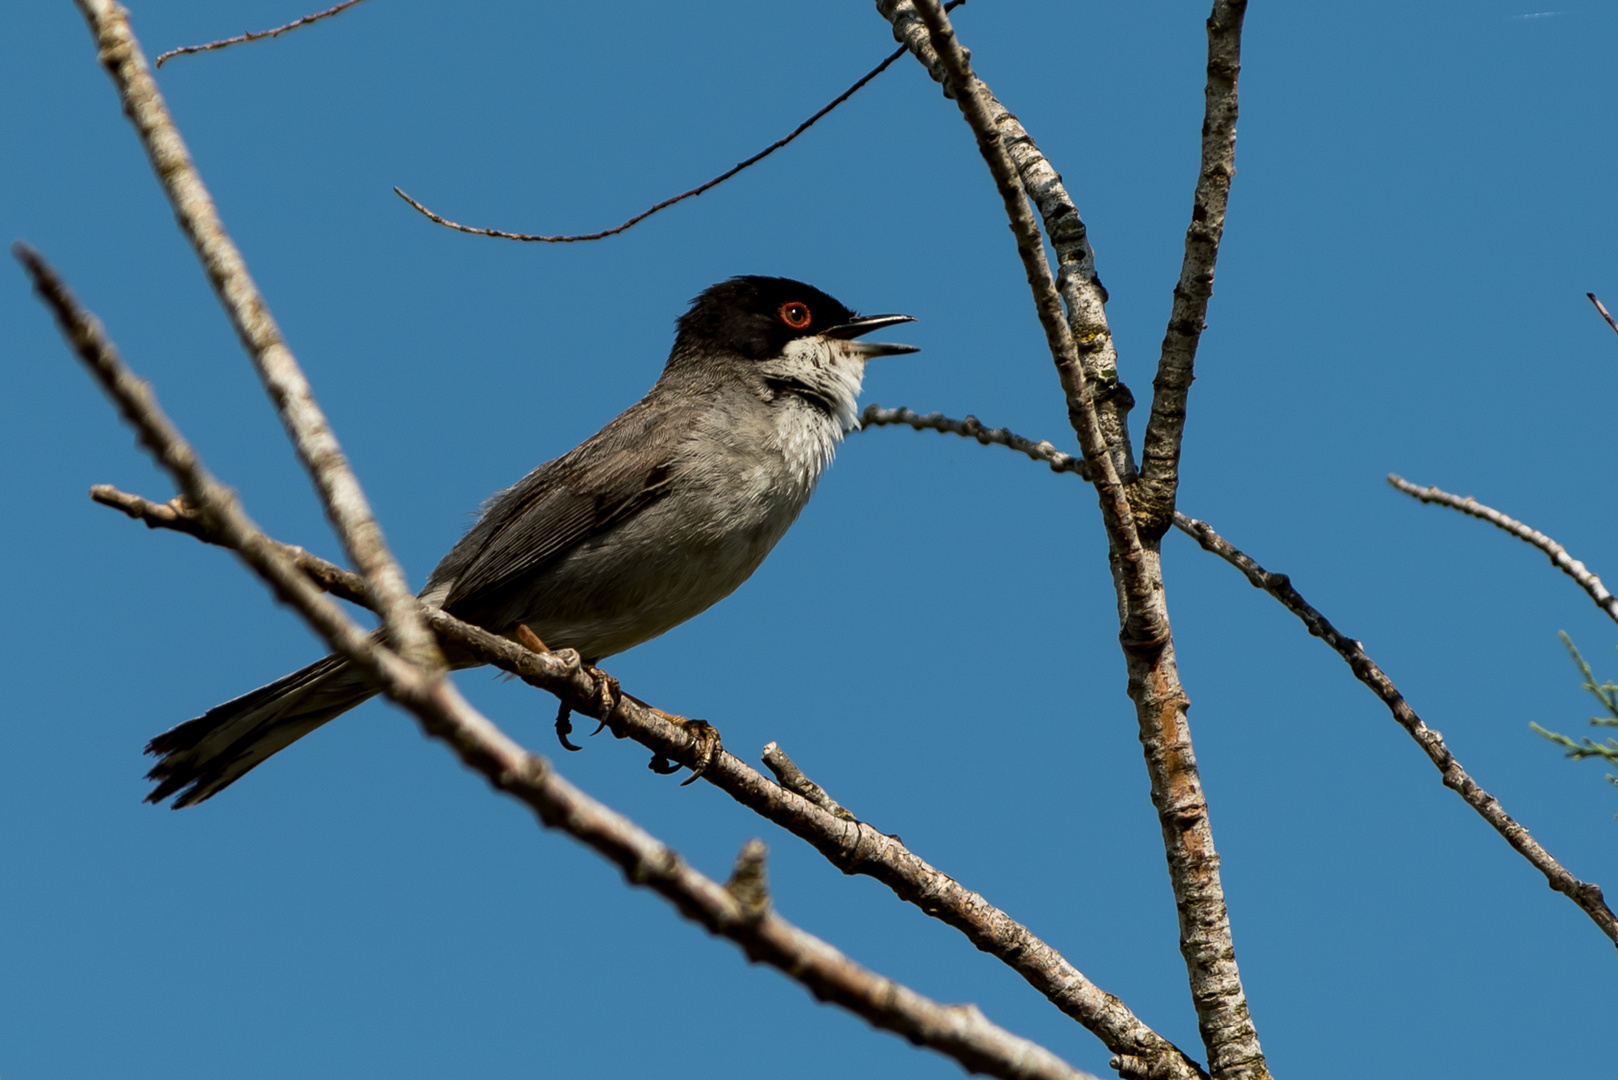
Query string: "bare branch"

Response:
xmin=26 ymin=247 xmax=1106 ymax=1080
xmin=862 ymin=405 xmax=1618 ymax=946
xmin=1173 ymin=511 xmax=1618 ymax=947
xmin=153 ymin=0 xmax=370 ymax=68
xmin=73 ymin=0 xmax=436 ymax=670
xmin=1388 ymin=475 xmax=1618 ymax=629
xmin=899 ymin=0 xmax=1160 ymax=652
xmin=1135 ymin=1 xmax=1247 ymax=537
xmin=394 ymin=0 xmax=964 ymax=245
xmin=858 ymin=403 xmax=1089 ymax=478
xmin=89 ymin=482 xmax=1206 ymax=1080
xmin=1588 ymin=293 xmax=1618 ymax=339
xmin=876 ymin=0 xmax=1133 ymax=477
xmin=887 ymin=7 xmax=1268 ymax=1073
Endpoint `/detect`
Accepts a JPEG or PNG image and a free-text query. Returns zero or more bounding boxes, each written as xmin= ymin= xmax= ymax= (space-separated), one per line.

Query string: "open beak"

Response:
xmin=824 ymin=313 xmax=919 ymax=358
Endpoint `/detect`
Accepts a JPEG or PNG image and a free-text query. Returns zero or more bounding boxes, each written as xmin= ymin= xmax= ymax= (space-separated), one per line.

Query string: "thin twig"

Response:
xmin=861 ymin=405 xmax=1618 ymax=946
xmin=75 ymin=0 xmax=436 ymax=670
xmin=890 ymin=6 xmax=1267 ymax=1075
xmin=1388 ymin=475 xmax=1618 ymax=629
xmin=1588 ymin=293 xmax=1618 ymax=339
xmin=1172 ymin=510 xmax=1618 ymax=947
xmin=1135 ymin=0 xmax=1247 ymax=538
xmin=858 ymin=404 xmax=1089 ymax=478
xmin=87 ymin=482 xmax=1205 ymax=1080
xmin=154 ymin=0 xmax=370 ymax=68
xmin=23 ymin=247 xmax=1102 ymax=1080
xmin=394 ymin=0 xmax=963 ymax=245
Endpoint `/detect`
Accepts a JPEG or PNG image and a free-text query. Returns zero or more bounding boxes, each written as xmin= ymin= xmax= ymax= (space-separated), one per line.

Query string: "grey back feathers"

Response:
xmin=144 ymin=276 xmax=913 ymax=807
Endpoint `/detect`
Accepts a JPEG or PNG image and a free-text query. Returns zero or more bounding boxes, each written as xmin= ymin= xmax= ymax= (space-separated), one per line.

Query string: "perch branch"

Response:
xmin=88 ymin=483 xmax=1205 ymax=1080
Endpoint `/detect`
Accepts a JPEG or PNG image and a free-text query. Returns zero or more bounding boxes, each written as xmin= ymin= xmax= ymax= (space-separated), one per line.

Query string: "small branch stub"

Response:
xmin=725 ymin=839 xmax=772 ymax=918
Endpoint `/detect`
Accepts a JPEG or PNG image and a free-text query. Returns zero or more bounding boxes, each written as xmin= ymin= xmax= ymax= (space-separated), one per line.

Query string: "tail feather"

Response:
xmin=145 ymin=655 xmax=379 ymax=808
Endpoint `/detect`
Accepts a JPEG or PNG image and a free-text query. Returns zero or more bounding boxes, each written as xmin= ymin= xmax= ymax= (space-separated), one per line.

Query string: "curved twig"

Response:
xmin=1388 ymin=475 xmax=1618 ymax=629
xmin=394 ymin=0 xmax=964 ymax=244
xmin=154 ymin=0 xmax=370 ymax=68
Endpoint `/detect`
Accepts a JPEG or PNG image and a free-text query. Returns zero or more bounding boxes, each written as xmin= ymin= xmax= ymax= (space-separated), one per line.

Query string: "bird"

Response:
xmin=144 ymin=276 xmax=918 ymax=807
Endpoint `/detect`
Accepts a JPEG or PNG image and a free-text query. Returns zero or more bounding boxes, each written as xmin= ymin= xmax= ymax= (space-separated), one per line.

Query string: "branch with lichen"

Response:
xmin=880 ymin=4 xmax=1267 ymax=1076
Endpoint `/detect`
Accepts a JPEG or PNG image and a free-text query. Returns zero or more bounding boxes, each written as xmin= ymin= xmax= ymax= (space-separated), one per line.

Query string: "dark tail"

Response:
xmin=145 ymin=655 xmax=380 ymax=808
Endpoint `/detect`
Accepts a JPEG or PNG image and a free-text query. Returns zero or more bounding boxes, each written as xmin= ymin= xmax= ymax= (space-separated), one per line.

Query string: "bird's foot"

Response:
xmin=553 ymin=701 xmax=582 ymax=751
xmin=646 ymin=712 xmax=722 ymax=786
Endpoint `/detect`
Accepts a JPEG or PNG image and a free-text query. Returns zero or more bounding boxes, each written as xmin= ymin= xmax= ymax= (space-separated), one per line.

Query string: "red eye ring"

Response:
xmin=778 ymin=302 xmax=812 ymax=330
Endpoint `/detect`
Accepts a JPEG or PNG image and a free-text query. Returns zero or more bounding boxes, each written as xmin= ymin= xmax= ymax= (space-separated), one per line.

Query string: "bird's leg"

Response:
xmin=629 ymin=695 xmax=722 ymax=786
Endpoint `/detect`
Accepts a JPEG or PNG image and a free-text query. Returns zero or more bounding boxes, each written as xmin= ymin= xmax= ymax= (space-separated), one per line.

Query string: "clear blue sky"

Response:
xmin=4 ymin=2 xmax=1615 ymax=1077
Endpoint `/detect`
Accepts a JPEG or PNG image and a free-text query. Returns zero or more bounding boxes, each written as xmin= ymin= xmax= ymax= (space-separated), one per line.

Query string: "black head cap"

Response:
xmin=675 ymin=276 xmax=856 ymax=361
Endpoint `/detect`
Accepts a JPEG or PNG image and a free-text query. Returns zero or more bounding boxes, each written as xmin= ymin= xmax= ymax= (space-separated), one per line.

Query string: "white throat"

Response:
xmin=761 ymin=336 xmax=868 ymax=490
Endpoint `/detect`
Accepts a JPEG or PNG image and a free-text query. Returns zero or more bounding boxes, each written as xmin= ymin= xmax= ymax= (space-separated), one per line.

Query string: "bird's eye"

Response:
xmin=778 ymin=302 xmax=812 ymax=330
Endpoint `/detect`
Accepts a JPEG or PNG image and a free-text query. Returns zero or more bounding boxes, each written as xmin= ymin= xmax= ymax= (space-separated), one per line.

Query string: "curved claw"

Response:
xmin=678 ymin=719 xmax=721 ymax=786
xmin=555 ymin=703 xmax=582 ymax=752
xmin=589 ymin=718 xmax=610 ymax=738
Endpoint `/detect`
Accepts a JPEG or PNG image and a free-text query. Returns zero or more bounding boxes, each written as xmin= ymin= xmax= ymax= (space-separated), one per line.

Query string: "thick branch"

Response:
xmin=73 ymin=0 xmax=436 ymax=670
xmin=876 ymin=0 xmax=1133 ymax=477
xmin=1134 ymin=1 xmax=1246 ymax=539
xmin=25 ymin=247 xmax=1102 ymax=1080
xmin=1174 ymin=511 xmax=1618 ymax=947
xmin=90 ymin=483 xmax=1205 ymax=1080
xmin=886 ymin=8 xmax=1267 ymax=1074
xmin=1388 ymin=475 xmax=1618 ymax=629
xmin=900 ymin=0 xmax=1161 ymax=654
